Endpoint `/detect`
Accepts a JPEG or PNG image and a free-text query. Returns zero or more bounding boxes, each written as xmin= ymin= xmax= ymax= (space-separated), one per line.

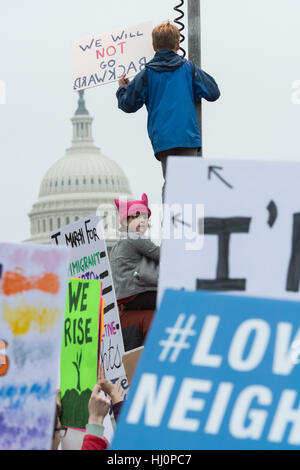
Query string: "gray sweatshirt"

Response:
xmin=109 ymin=231 xmax=160 ymax=300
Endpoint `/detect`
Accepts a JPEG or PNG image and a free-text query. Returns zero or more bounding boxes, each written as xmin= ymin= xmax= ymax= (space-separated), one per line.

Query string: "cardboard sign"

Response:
xmin=72 ymin=21 xmax=153 ymax=90
xmin=51 ymin=214 xmax=125 ymax=381
xmin=60 ymin=279 xmax=102 ymax=429
xmin=122 ymin=346 xmax=144 ymax=386
xmin=111 ymin=289 xmax=300 ymax=450
xmin=158 ymin=158 xmax=300 ymax=304
xmin=0 ymin=243 xmax=70 ymax=450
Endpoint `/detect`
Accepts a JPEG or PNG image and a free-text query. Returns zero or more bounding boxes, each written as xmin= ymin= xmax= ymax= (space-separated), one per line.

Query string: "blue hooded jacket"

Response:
xmin=116 ymin=50 xmax=220 ymax=156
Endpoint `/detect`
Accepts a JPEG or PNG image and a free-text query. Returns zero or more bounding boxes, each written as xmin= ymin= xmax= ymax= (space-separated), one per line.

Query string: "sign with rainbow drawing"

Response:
xmin=60 ymin=279 xmax=103 ymax=429
xmin=0 ymin=243 xmax=70 ymax=450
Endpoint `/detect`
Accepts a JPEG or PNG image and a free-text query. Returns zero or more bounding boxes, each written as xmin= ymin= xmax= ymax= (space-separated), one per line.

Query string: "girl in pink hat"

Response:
xmin=110 ymin=193 xmax=160 ymax=314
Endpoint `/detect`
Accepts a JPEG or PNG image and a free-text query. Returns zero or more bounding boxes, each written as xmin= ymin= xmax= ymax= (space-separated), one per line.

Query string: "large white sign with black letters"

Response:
xmin=158 ymin=157 xmax=300 ymax=304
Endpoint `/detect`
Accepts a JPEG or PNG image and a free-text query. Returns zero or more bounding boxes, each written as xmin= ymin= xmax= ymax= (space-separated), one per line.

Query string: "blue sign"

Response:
xmin=111 ymin=290 xmax=300 ymax=450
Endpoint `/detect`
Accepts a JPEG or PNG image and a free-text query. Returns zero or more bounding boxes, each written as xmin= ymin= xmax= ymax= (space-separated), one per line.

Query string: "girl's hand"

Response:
xmin=98 ymin=364 xmax=115 ymax=395
xmin=98 ymin=364 xmax=123 ymax=404
xmin=88 ymin=384 xmax=111 ymax=425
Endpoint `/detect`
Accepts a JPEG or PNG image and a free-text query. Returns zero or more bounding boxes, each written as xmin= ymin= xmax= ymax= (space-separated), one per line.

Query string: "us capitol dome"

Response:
xmin=26 ymin=90 xmax=132 ymax=250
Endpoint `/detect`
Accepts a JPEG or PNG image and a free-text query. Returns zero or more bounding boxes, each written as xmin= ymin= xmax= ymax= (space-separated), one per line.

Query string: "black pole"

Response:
xmin=187 ymin=0 xmax=202 ymax=156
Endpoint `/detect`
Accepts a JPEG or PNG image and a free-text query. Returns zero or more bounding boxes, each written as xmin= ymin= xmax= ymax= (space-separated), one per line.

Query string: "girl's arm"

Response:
xmin=131 ymin=238 xmax=160 ymax=263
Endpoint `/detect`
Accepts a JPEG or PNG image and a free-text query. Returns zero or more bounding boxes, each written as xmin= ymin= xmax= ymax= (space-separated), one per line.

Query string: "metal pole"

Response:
xmin=187 ymin=0 xmax=202 ymax=156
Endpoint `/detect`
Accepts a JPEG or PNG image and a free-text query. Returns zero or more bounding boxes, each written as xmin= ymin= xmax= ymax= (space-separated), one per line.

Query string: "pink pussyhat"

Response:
xmin=115 ymin=193 xmax=151 ymax=224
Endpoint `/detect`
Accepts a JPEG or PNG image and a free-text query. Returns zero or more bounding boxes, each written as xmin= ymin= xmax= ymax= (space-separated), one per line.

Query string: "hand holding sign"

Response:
xmin=98 ymin=364 xmax=123 ymax=405
xmin=88 ymin=384 xmax=111 ymax=426
xmin=118 ymin=73 xmax=129 ymax=88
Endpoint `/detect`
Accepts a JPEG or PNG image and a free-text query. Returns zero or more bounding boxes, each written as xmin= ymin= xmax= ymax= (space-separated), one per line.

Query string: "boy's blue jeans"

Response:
xmin=156 ymin=147 xmax=201 ymax=202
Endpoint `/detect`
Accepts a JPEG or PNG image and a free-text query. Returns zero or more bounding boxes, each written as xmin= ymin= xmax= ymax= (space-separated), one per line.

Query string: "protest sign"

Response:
xmin=0 ymin=243 xmax=70 ymax=450
xmin=122 ymin=346 xmax=144 ymax=385
xmin=72 ymin=21 xmax=153 ymax=91
xmin=51 ymin=214 xmax=125 ymax=381
xmin=60 ymin=279 xmax=102 ymax=429
xmin=111 ymin=289 xmax=300 ymax=450
xmin=158 ymin=158 xmax=300 ymax=304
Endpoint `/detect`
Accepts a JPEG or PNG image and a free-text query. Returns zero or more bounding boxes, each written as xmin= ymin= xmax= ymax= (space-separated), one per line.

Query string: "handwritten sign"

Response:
xmin=0 ymin=243 xmax=70 ymax=450
xmin=111 ymin=289 xmax=300 ymax=450
xmin=51 ymin=214 xmax=125 ymax=381
xmin=72 ymin=21 xmax=153 ymax=91
xmin=60 ymin=279 xmax=102 ymax=429
xmin=158 ymin=158 xmax=300 ymax=304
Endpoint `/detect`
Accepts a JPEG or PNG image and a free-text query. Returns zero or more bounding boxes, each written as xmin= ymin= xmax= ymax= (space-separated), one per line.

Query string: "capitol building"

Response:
xmin=26 ymin=91 xmax=132 ymax=251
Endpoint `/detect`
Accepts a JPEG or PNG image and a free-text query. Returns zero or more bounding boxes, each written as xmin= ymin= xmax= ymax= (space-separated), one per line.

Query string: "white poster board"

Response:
xmin=72 ymin=21 xmax=153 ymax=90
xmin=51 ymin=214 xmax=125 ymax=381
xmin=158 ymin=157 xmax=300 ymax=304
xmin=0 ymin=243 xmax=70 ymax=450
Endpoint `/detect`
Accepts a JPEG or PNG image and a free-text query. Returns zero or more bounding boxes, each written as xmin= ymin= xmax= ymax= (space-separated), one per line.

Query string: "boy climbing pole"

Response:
xmin=116 ymin=21 xmax=220 ymax=201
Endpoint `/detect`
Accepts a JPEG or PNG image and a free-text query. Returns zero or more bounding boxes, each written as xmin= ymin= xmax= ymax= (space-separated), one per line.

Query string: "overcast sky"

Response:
xmin=0 ymin=0 xmax=299 ymax=243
